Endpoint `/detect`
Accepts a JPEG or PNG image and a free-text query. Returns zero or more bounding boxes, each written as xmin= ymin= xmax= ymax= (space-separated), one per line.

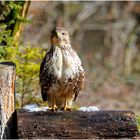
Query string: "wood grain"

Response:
xmin=0 ymin=62 xmax=16 ymax=138
xmin=16 ymin=109 xmax=139 ymax=139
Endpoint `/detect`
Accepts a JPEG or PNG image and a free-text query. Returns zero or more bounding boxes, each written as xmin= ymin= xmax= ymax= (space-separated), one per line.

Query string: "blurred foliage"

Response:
xmin=0 ymin=26 xmax=12 ymax=57
xmin=2 ymin=44 xmax=46 ymax=108
xmin=0 ymin=1 xmax=36 ymax=108
xmin=0 ymin=1 xmax=29 ymax=58
xmin=0 ymin=25 xmax=13 ymax=58
xmin=136 ymin=116 xmax=140 ymax=133
xmin=0 ymin=1 xmax=24 ymax=24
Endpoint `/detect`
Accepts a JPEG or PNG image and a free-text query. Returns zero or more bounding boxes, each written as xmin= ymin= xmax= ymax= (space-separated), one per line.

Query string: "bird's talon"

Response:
xmin=50 ymin=109 xmax=55 ymax=112
xmin=60 ymin=107 xmax=65 ymax=111
xmin=66 ymin=108 xmax=72 ymax=111
xmin=60 ymin=106 xmax=71 ymax=111
xmin=49 ymin=106 xmax=58 ymax=112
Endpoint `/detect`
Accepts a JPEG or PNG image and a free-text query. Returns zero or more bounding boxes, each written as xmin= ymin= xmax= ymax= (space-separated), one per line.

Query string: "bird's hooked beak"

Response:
xmin=56 ymin=32 xmax=61 ymax=39
xmin=54 ymin=32 xmax=62 ymax=40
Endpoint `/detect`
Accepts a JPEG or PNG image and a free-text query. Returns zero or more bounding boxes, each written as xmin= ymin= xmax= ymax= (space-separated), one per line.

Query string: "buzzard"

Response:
xmin=39 ymin=27 xmax=84 ymax=111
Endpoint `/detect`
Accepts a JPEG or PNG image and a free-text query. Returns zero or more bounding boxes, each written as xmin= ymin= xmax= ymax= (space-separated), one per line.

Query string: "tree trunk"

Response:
xmin=0 ymin=62 xmax=16 ymax=138
xmin=124 ymin=23 xmax=139 ymax=76
xmin=12 ymin=1 xmax=30 ymax=44
xmin=16 ymin=109 xmax=139 ymax=139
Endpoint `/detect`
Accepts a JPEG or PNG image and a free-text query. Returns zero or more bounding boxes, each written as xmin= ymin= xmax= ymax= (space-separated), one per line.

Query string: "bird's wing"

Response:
xmin=39 ymin=51 xmax=53 ymax=101
xmin=71 ymin=49 xmax=85 ymax=101
xmin=73 ymin=70 xmax=85 ymax=101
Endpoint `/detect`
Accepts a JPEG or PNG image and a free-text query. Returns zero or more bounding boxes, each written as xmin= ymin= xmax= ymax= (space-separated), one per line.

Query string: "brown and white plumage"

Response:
xmin=39 ymin=27 xmax=84 ymax=111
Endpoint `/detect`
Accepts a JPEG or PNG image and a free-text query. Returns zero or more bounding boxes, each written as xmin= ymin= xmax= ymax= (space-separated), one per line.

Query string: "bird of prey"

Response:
xmin=39 ymin=27 xmax=84 ymax=111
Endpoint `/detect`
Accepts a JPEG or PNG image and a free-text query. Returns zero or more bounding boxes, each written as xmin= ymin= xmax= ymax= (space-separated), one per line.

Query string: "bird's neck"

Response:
xmin=51 ymin=43 xmax=72 ymax=51
xmin=51 ymin=38 xmax=71 ymax=47
xmin=51 ymin=44 xmax=73 ymax=66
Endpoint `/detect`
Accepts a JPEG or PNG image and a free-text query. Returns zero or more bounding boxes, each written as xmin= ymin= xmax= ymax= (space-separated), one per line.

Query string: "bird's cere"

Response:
xmin=78 ymin=106 xmax=99 ymax=112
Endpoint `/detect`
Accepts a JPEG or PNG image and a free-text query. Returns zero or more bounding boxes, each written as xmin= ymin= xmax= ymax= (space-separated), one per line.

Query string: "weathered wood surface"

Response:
xmin=16 ymin=109 xmax=139 ymax=139
xmin=0 ymin=62 xmax=16 ymax=138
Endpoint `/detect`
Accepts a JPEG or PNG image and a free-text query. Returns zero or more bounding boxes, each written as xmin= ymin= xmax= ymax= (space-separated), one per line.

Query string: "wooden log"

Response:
xmin=0 ymin=62 xmax=16 ymax=138
xmin=16 ymin=109 xmax=139 ymax=139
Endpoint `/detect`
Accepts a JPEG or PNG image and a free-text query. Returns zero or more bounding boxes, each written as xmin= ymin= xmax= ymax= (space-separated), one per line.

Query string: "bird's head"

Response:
xmin=51 ymin=27 xmax=71 ymax=47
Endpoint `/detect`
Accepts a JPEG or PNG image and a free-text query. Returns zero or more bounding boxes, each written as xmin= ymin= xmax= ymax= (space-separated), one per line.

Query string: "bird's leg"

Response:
xmin=60 ymin=94 xmax=72 ymax=111
xmin=66 ymin=108 xmax=72 ymax=111
xmin=50 ymin=96 xmax=57 ymax=112
xmin=60 ymin=96 xmax=67 ymax=111
xmin=64 ymin=96 xmax=67 ymax=110
xmin=63 ymin=94 xmax=73 ymax=111
xmin=64 ymin=95 xmax=72 ymax=111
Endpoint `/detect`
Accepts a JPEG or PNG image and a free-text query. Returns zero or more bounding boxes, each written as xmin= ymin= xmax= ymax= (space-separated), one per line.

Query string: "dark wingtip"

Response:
xmin=73 ymin=93 xmax=78 ymax=101
xmin=42 ymin=92 xmax=48 ymax=101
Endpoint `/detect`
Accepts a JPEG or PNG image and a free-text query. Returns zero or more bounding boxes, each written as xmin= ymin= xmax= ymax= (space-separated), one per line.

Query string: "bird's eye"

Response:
xmin=62 ymin=32 xmax=65 ymax=35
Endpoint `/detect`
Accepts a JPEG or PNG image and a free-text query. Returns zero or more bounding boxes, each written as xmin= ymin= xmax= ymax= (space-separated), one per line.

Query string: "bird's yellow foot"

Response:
xmin=49 ymin=105 xmax=57 ymax=112
xmin=66 ymin=108 xmax=72 ymax=111
xmin=60 ymin=106 xmax=72 ymax=111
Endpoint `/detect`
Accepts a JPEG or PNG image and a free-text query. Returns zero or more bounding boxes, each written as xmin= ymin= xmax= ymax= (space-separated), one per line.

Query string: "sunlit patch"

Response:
xmin=23 ymin=104 xmax=49 ymax=112
xmin=78 ymin=106 xmax=99 ymax=112
xmin=23 ymin=104 xmax=99 ymax=112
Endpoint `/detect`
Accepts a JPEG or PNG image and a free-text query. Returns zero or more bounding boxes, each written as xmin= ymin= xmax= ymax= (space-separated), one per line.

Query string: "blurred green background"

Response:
xmin=1 ymin=1 xmax=140 ymax=115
